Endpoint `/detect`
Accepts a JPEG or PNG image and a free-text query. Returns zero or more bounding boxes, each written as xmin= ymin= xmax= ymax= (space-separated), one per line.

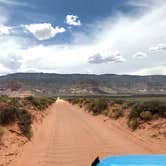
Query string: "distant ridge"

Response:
xmin=0 ymin=73 xmax=166 ymax=96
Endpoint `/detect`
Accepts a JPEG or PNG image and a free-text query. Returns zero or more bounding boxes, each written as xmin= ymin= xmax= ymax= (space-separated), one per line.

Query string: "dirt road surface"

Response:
xmin=13 ymin=99 xmax=165 ymax=166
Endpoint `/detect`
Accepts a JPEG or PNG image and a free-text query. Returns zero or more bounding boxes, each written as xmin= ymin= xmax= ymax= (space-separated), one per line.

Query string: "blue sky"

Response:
xmin=0 ymin=0 xmax=166 ymax=75
xmin=3 ymin=0 xmax=137 ymax=43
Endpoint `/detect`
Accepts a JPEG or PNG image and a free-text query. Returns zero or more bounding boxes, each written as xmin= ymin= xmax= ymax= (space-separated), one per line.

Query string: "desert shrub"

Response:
xmin=68 ymin=98 xmax=85 ymax=105
xmin=102 ymin=109 xmax=109 ymax=116
xmin=122 ymin=103 xmax=129 ymax=109
xmin=25 ymin=96 xmax=55 ymax=111
xmin=127 ymin=118 xmax=139 ymax=130
xmin=67 ymin=98 xmax=109 ymax=115
xmin=0 ymin=95 xmax=10 ymax=103
xmin=129 ymin=101 xmax=166 ymax=120
xmin=67 ymin=98 xmax=76 ymax=105
xmin=122 ymin=101 xmax=136 ymax=109
xmin=17 ymin=109 xmax=32 ymax=139
xmin=140 ymin=111 xmax=153 ymax=121
xmin=113 ymin=99 xmax=125 ymax=105
xmin=109 ymin=108 xmax=123 ymax=119
xmin=0 ymin=106 xmax=32 ymax=138
xmin=85 ymin=98 xmax=109 ymax=115
xmin=9 ymin=97 xmax=21 ymax=107
xmin=153 ymin=114 xmax=160 ymax=119
xmin=127 ymin=101 xmax=166 ymax=130
xmin=25 ymin=96 xmax=41 ymax=108
xmin=0 ymin=107 xmax=18 ymax=125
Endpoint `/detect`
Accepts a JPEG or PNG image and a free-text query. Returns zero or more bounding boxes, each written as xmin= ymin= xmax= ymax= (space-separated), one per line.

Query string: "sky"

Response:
xmin=0 ymin=0 xmax=166 ymax=75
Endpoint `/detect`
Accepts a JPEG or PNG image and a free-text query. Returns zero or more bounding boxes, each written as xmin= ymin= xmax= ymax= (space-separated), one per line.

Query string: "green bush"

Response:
xmin=113 ymin=99 xmax=125 ymax=105
xmin=17 ymin=109 xmax=32 ymax=139
xmin=67 ymin=98 xmax=85 ymax=105
xmin=122 ymin=101 xmax=136 ymax=109
xmin=85 ymin=98 xmax=109 ymax=115
xmin=25 ymin=96 xmax=41 ymax=109
xmin=127 ymin=101 xmax=166 ymax=130
xmin=140 ymin=111 xmax=153 ymax=121
xmin=0 ymin=95 xmax=10 ymax=103
xmin=109 ymin=108 xmax=123 ymax=119
xmin=0 ymin=107 xmax=18 ymax=125
xmin=153 ymin=114 xmax=160 ymax=119
xmin=102 ymin=109 xmax=109 ymax=116
xmin=129 ymin=101 xmax=166 ymax=121
xmin=127 ymin=118 xmax=139 ymax=130
xmin=25 ymin=96 xmax=55 ymax=111
xmin=0 ymin=106 xmax=32 ymax=138
xmin=9 ymin=97 xmax=21 ymax=107
xmin=0 ymin=96 xmax=55 ymax=139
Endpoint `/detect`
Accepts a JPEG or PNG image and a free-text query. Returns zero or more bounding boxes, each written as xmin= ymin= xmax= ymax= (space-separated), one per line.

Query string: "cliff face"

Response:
xmin=0 ymin=73 xmax=166 ymax=96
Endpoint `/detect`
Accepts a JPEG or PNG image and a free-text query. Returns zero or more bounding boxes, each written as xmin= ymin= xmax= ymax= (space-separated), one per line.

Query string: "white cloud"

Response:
xmin=149 ymin=43 xmax=166 ymax=51
xmin=149 ymin=46 xmax=159 ymax=51
xmin=24 ymin=23 xmax=66 ymax=40
xmin=127 ymin=0 xmax=152 ymax=8
xmin=0 ymin=54 xmax=22 ymax=70
xmin=0 ymin=34 xmax=32 ymax=74
xmin=0 ymin=64 xmax=11 ymax=75
xmin=0 ymin=0 xmax=166 ymax=75
xmin=20 ymin=44 xmax=93 ymax=71
xmin=0 ymin=0 xmax=28 ymax=7
xmin=88 ymin=51 xmax=125 ymax=64
xmin=132 ymin=52 xmax=147 ymax=59
xmin=66 ymin=15 xmax=81 ymax=26
xmin=127 ymin=0 xmax=165 ymax=9
xmin=0 ymin=25 xmax=11 ymax=35
xmin=158 ymin=43 xmax=166 ymax=50
xmin=131 ymin=65 xmax=166 ymax=75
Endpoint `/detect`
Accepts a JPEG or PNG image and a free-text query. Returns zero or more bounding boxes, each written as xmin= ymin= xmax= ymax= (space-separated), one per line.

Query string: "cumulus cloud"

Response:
xmin=132 ymin=52 xmax=147 ymax=59
xmin=0 ymin=0 xmax=166 ymax=75
xmin=149 ymin=43 xmax=166 ymax=51
xmin=24 ymin=23 xmax=66 ymax=40
xmin=88 ymin=51 xmax=125 ymax=64
xmin=66 ymin=15 xmax=81 ymax=26
xmin=0 ymin=34 xmax=32 ymax=74
xmin=0 ymin=25 xmax=11 ymax=35
xmin=0 ymin=54 xmax=22 ymax=70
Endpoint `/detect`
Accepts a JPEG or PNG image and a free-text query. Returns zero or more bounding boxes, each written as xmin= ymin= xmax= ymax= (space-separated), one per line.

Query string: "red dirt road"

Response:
xmin=13 ymin=99 xmax=165 ymax=166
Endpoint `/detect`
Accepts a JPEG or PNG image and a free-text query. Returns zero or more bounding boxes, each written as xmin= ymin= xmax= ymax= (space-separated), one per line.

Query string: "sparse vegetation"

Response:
xmin=9 ymin=97 xmax=21 ymax=108
xmin=0 ymin=106 xmax=18 ymax=125
xmin=129 ymin=101 xmax=166 ymax=119
xmin=0 ymin=95 xmax=10 ymax=103
xmin=24 ymin=96 xmax=55 ymax=111
xmin=109 ymin=108 xmax=123 ymax=119
xmin=17 ymin=109 xmax=32 ymax=139
xmin=67 ymin=97 xmax=166 ymax=130
xmin=0 ymin=106 xmax=32 ymax=138
xmin=85 ymin=98 xmax=109 ymax=115
xmin=140 ymin=111 xmax=153 ymax=121
xmin=128 ymin=101 xmax=166 ymax=129
xmin=127 ymin=118 xmax=139 ymax=130
xmin=0 ymin=95 xmax=55 ymax=140
xmin=68 ymin=98 xmax=109 ymax=115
